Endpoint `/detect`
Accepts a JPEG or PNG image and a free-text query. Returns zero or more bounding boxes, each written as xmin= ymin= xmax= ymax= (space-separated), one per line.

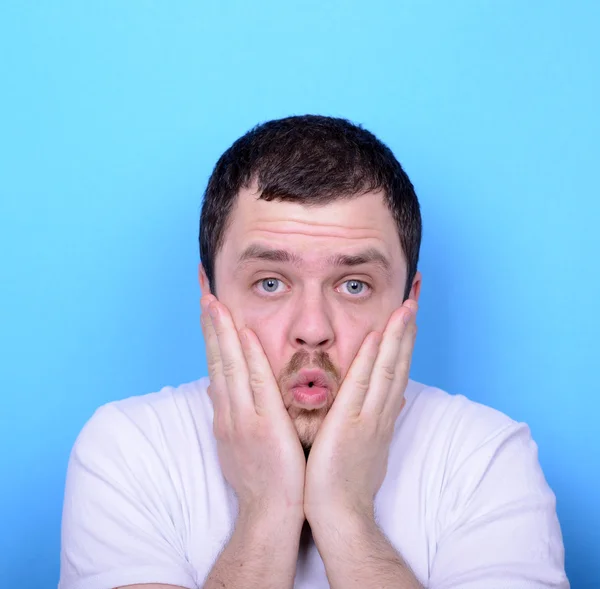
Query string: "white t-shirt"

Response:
xmin=58 ymin=377 xmax=569 ymax=589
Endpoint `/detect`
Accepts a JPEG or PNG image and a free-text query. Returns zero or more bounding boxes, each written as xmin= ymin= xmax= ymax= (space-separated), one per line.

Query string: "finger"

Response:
xmin=200 ymin=296 xmax=230 ymax=415
xmin=383 ymin=312 xmax=417 ymax=418
xmin=239 ymin=327 xmax=286 ymax=416
xmin=361 ymin=301 xmax=416 ymax=416
xmin=207 ymin=300 xmax=255 ymax=416
xmin=331 ymin=330 xmax=382 ymax=417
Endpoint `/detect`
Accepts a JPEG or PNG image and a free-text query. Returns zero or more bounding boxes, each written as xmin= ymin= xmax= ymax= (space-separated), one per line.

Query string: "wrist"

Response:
xmin=237 ymin=505 xmax=305 ymax=538
xmin=306 ymin=501 xmax=375 ymax=530
xmin=307 ymin=505 xmax=377 ymax=543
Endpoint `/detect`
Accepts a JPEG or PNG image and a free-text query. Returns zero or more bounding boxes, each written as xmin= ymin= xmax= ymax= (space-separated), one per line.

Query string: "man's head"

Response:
xmin=199 ymin=115 xmax=422 ymax=450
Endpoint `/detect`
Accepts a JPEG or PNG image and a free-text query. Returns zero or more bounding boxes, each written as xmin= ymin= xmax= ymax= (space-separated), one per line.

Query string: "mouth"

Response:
xmin=289 ymin=369 xmax=332 ymax=409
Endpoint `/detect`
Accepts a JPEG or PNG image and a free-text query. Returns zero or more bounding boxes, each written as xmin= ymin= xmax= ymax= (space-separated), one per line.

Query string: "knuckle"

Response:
xmin=360 ymin=416 xmax=378 ymax=438
xmin=231 ymin=417 xmax=246 ymax=438
xmin=213 ymin=413 xmax=229 ymax=440
xmin=365 ymin=415 xmax=387 ymax=438
xmin=382 ymin=364 xmax=396 ymax=382
xmin=249 ymin=370 xmax=267 ymax=391
xmin=354 ymin=375 xmax=370 ymax=393
xmin=222 ymin=359 xmax=237 ymax=379
xmin=232 ymin=415 xmax=257 ymax=441
xmin=207 ymin=357 xmax=221 ymax=376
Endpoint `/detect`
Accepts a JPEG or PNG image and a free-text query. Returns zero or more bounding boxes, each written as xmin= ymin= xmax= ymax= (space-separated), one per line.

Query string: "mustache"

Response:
xmin=279 ymin=349 xmax=341 ymax=387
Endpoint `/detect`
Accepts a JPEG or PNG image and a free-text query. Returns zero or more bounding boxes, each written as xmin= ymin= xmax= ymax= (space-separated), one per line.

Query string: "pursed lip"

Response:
xmin=289 ymin=368 xmax=333 ymax=390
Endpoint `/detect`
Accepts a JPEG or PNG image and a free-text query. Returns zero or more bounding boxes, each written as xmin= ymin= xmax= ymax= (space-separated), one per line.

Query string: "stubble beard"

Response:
xmin=294 ymin=407 xmax=328 ymax=457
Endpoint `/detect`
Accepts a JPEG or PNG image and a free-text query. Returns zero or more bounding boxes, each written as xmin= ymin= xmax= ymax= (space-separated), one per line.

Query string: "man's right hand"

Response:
xmin=200 ymin=295 xmax=306 ymax=526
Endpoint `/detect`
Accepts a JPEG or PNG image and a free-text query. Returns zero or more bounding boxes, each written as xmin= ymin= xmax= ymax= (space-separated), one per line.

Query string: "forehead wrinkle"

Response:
xmin=250 ymin=226 xmax=384 ymax=240
xmin=234 ymin=242 xmax=395 ymax=285
xmin=259 ymin=217 xmax=374 ymax=229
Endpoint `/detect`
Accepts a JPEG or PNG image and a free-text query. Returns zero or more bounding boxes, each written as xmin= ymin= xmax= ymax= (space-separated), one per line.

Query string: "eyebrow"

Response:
xmin=238 ymin=244 xmax=304 ymax=266
xmin=237 ymin=244 xmax=392 ymax=279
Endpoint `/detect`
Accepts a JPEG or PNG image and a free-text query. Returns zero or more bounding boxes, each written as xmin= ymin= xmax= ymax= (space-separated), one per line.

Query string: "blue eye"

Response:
xmin=260 ymin=278 xmax=281 ymax=293
xmin=342 ymin=280 xmax=367 ymax=295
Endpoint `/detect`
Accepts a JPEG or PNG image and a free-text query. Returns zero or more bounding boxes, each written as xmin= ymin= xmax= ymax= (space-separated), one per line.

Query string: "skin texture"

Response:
xmin=199 ymin=185 xmax=421 ymax=450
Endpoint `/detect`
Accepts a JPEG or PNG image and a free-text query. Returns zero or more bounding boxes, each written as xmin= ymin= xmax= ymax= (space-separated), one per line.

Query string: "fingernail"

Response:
xmin=403 ymin=310 xmax=412 ymax=325
xmin=208 ymin=304 xmax=218 ymax=319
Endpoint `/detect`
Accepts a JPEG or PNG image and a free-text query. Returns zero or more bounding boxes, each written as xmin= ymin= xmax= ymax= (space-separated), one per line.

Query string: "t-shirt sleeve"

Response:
xmin=429 ymin=422 xmax=569 ymax=589
xmin=58 ymin=402 xmax=198 ymax=589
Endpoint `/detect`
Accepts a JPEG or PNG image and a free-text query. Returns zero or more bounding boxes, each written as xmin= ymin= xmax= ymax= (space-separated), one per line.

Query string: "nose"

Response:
xmin=289 ymin=294 xmax=335 ymax=350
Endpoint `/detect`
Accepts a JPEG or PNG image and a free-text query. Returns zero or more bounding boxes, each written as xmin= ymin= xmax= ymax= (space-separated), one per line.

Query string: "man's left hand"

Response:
xmin=304 ymin=300 xmax=418 ymax=527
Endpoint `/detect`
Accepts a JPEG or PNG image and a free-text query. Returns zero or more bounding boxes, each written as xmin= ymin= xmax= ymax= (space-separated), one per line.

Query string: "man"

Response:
xmin=59 ymin=115 xmax=568 ymax=589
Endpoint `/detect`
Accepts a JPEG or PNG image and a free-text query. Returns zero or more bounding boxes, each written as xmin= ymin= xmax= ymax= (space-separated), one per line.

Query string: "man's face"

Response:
xmin=200 ymin=185 xmax=421 ymax=450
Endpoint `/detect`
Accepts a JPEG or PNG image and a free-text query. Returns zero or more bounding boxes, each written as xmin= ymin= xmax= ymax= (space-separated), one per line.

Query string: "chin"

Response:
xmin=294 ymin=408 xmax=327 ymax=452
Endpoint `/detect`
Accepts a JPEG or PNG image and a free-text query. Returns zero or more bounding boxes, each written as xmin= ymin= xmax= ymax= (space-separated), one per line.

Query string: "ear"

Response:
xmin=198 ymin=263 xmax=211 ymax=296
xmin=408 ymin=270 xmax=422 ymax=302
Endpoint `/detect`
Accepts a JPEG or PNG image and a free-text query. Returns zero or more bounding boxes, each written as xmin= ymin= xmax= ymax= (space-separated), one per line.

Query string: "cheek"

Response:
xmin=332 ymin=298 xmax=398 ymax=378
xmin=222 ymin=292 xmax=273 ymax=334
xmin=332 ymin=313 xmax=374 ymax=378
xmin=242 ymin=313 xmax=288 ymax=373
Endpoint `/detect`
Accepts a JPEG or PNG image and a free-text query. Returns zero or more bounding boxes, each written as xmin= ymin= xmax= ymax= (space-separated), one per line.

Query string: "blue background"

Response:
xmin=1 ymin=1 xmax=598 ymax=587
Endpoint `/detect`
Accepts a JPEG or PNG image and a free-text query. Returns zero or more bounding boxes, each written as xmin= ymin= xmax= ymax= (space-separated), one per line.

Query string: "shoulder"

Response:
xmin=401 ymin=379 xmax=524 ymax=458
xmin=398 ymin=380 xmax=548 ymax=507
xmin=60 ymin=379 xmax=212 ymax=589
xmin=95 ymin=375 xmax=210 ymax=423
xmin=400 ymin=384 xmax=566 ymax=585
xmin=402 ymin=379 xmax=555 ymax=523
xmin=70 ymin=377 xmax=213 ymax=472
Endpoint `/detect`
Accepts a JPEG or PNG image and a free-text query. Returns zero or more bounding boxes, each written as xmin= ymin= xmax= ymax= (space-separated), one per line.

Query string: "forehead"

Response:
xmin=221 ymin=186 xmax=403 ymax=266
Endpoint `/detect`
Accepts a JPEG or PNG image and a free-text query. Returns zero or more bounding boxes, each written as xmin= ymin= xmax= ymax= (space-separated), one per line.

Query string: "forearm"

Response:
xmin=311 ymin=511 xmax=423 ymax=589
xmin=203 ymin=510 xmax=303 ymax=589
